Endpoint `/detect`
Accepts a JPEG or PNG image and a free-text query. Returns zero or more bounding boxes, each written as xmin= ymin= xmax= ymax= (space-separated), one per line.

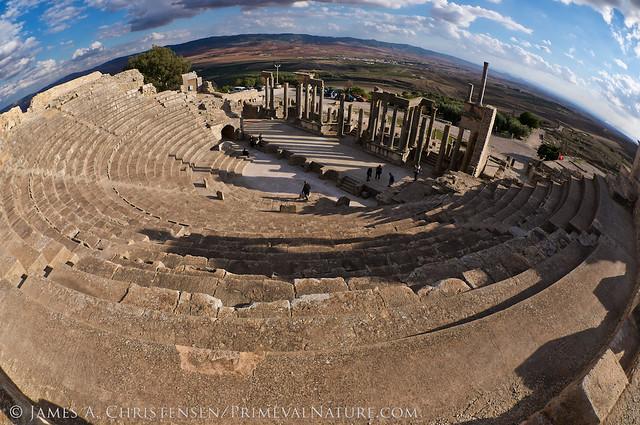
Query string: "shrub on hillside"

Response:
xmin=537 ymin=143 xmax=561 ymax=161
xmin=519 ymin=111 xmax=542 ymax=129
xmin=126 ymin=46 xmax=191 ymax=92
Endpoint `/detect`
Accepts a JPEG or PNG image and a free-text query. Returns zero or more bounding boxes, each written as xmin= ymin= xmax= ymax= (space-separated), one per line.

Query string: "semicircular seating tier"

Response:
xmin=0 ymin=69 xmax=637 ymax=425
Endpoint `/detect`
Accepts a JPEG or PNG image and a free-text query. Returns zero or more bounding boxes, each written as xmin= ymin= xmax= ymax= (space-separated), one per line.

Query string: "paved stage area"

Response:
xmin=243 ymin=119 xmax=413 ymax=194
xmin=236 ymin=146 xmax=376 ymax=207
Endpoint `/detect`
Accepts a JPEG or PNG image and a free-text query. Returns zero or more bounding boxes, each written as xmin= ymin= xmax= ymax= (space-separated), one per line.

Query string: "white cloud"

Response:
xmin=556 ymin=0 xmax=640 ymax=27
xmin=97 ymin=22 xmax=130 ymax=39
xmin=141 ymin=29 xmax=192 ymax=43
xmin=427 ymin=0 xmax=533 ymax=34
xmin=614 ymin=58 xmax=628 ymax=69
xmin=72 ymin=40 xmax=104 ymax=59
xmin=41 ymin=0 xmax=86 ymax=33
xmin=0 ymin=19 xmax=39 ymax=81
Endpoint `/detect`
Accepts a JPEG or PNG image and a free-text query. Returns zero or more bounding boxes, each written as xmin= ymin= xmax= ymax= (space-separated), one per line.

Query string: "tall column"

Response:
xmin=367 ymin=99 xmax=376 ymax=137
xmin=347 ymin=104 xmax=353 ymax=126
xmin=377 ymin=102 xmax=388 ymax=145
xmin=357 ymin=108 xmax=364 ymax=142
xmin=478 ymin=62 xmax=489 ymax=106
xmin=461 ymin=132 xmax=478 ymax=172
xmin=426 ymin=108 xmax=437 ymax=153
xmin=318 ymin=82 xmax=325 ymax=124
xmin=264 ymin=79 xmax=269 ymax=109
xmin=296 ymin=83 xmax=302 ymax=119
xmin=283 ymin=82 xmax=289 ymax=120
xmin=435 ymin=124 xmax=451 ymax=174
xmin=449 ymin=128 xmax=465 ymax=171
xmin=269 ymin=77 xmax=275 ymax=111
xmin=407 ymin=106 xmax=422 ymax=149
xmin=304 ymin=83 xmax=311 ymax=120
xmin=388 ymin=106 xmax=399 ymax=147
xmin=337 ymin=94 xmax=346 ymax=138
xmin=399 ymin=107 xmax=413 ymax=153
xmin=311 ymin=85 xmax=317 ymax=117
xmin=415 ymin=116 xmax=429 ymax=165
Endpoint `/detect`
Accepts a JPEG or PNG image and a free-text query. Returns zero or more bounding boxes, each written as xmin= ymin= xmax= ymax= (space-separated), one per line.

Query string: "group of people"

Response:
xmin=242 ymin=132 xmax=423 ymax=200
xmin=366 ymin=164 xmax=398 ymax=187
xmin=249 ymin=133 xmax=264 ymax=148
xmin=366 ymin=165 xmax=384 ymax=182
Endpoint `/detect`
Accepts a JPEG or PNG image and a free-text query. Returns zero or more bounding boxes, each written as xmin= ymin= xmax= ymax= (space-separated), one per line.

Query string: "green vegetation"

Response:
xmin=126 ymin=46 xmax=191 ymax=91
xmin=401 ymin=91 xmax=464 ymax=125
xmin=233 ymin=76 xmax=258 ymax=88
xmin=544 ymin=127 xmax=628 ymax=172
xmin=494 ymin=112 xmax=532 ymax=139
xmin=537 ymin=143 xmax=561 ymax=161
xmin=347 ymin=86 xmax=369 ymax=99
xmin=518 ymin=111 xmax=542 ymax=129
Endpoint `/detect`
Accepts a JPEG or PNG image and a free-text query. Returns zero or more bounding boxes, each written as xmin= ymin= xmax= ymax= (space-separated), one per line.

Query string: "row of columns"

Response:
xmin=366 ymin=96 xmax=468 ymax=169
xmin=294 ymin=82 xmax=324 ymax=125
xmin=263 ymin=76 xmax=275 ymax=112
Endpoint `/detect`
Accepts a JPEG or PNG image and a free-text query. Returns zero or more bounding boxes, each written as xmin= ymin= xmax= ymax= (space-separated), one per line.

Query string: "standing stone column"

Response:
xmin=367 ymin=99 xmax=378 ymax=139
xmin=311 ymin=86 xmax=317 ymax=117
xmin=337 ymin=94 xmax=346 ymax=138
xmin=269 ymin=77 xmax=275 ymax=112
xmin=318 ymin=82 xmax=325 ymax=124
xmin=283 ymin=82 xmax=289 ymax=120
xmin=377 ymin=102 xmax=388 ymax=145
xmin=449 ymin=128 xmax=465 ymax=171
xmin=264 ymin=79 xmax=269 ymax=109
xmin=461 ymin=131 xmax=478 ymax=172
xmin=388 ymin=106 xmax=399 ymax=147
xmin=415 ymin=116 xmax=429 ymax=165
xmin=304 ymin=84 xmax=311 ymax=120
xmin=435 ymin=124 xmax=451 ymax=174
xmin=399 ymin=107 xmax=413 ymax=153
xmin=407 ymin=106 xmax=422 ymax=150
xmin=357 ymin=108 xmax=364 ymax=142
xmin=347 ymin=104 xmax=353 ymax=127
xmin=296 ymin=83 xmax=302 ymax=119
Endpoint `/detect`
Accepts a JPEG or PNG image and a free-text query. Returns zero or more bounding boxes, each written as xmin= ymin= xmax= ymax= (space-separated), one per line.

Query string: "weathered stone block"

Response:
xmin=541 ymin=348 xmax=628 ymax=425
xmin=433 ymin=278 xmax=471 ymax=295
xmin=280 ymin=204 xmax=297 ymax=213
xmin=462 ymin=268 xmax=492 ymax=289
xmin=294 ymin=277 xmax=348 ymax=296
xmin=336 ymin=196 xmax=351 ymax=207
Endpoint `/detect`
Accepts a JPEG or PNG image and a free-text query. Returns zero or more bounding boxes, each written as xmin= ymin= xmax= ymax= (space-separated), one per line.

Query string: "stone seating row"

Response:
xmin=16 ymin=238 xmax=589 ymax=355
xmin=0 ymin=231 xmax=632 ymax=423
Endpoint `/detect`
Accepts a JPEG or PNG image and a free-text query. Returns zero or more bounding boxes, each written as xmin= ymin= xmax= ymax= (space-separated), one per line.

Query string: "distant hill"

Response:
xmin=2 ymin=33 xmax=634 ymax=151
xmin=2 ymin=33 xmax=483 ymax=113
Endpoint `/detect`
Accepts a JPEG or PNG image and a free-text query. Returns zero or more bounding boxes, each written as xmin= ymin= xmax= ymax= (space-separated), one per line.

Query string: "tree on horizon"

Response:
xmin=126 ymin=46 xmax=191 ymax=92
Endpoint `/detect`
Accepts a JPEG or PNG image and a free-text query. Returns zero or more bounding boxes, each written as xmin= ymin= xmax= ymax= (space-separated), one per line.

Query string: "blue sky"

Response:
xmin=1 ymin=0 xmax=639 ymax=140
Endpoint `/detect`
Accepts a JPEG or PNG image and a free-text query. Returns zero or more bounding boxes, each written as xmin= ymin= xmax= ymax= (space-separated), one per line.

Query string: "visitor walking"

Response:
xmin=388 ymin=173 xmax=395 ymax=187
xmin=300 ymin=181 xmax=311 ymax=201
xmin=414 ymin=164 xmax=421 ymax=181
xmin=366 ymin=167 xmax=373 ymax=182
xmin=375 ymin=164 xmax=382 ymax=180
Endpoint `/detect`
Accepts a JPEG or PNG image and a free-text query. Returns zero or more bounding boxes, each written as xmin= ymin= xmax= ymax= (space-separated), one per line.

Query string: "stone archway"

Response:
xmin=221 ymin=124 xmax=236 ymax=140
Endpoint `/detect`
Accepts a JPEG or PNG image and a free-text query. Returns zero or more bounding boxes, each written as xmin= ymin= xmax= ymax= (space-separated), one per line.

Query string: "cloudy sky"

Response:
xmin=1 ymin=0 xmax=639 ymax=140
